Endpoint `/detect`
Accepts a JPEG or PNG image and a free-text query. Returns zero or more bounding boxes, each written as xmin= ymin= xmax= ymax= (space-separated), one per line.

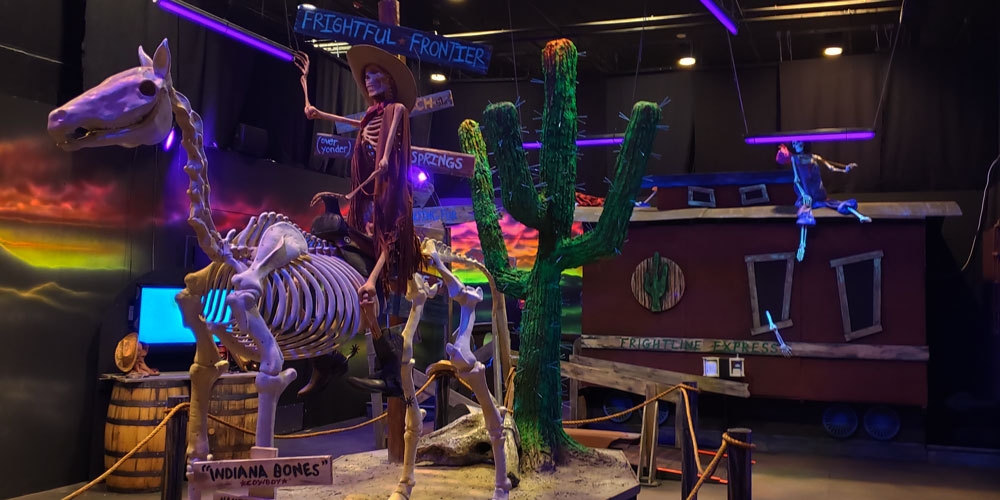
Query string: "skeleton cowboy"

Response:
xmin=297 ymin=46 xmax=421 ymax=397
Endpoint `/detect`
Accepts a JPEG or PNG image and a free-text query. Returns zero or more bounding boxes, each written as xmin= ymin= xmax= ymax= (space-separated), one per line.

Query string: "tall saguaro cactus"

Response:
xmin=458 ymin=38 xmax=661 ymax=469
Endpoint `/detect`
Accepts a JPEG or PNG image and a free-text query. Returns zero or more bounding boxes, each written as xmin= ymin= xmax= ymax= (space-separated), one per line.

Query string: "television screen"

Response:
xmin=137 ymin=285 xmax=228 ymax=344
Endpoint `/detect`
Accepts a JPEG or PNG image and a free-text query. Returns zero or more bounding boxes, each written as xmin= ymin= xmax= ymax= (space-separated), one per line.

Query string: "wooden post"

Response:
xmin=678 ymin=381 xmax=698 ymax=500
xmin=161 ymin=395 xmax=189 ymax=500
xmin=569 ymin=337 xmax=583 ymax=420
xmin=435 ymin=373 xmax=450 ymax=429
xmin=366 ymin=331 xmax=386 ymax=449
xmin=726 ymin=428 xmax=752 ymax=500
xmin=637 ymin=383 xmax=660 ymax=486
xmin=387 ymin=397 xmax=406 ymax=463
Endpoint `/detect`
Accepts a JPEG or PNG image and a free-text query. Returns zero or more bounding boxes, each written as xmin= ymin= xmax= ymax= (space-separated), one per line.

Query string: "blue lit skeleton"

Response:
xmin=777 ymin=141 xmax=871 ymax=261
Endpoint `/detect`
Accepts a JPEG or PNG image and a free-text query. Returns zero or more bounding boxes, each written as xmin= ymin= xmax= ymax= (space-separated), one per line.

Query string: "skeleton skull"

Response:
xmin=47 ymin=39 xmax=174 ymax=151
xmin=364 ymin=65 xmax=393 ymax=100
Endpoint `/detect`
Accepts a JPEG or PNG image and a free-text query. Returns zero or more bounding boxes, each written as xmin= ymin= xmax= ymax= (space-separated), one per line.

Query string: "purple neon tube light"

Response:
xmin=522 ymin=137 xmax=623 ymax=150
xmin=744 ymin=129 xmax=875 ymax=144
xmin=699 ymin=0 xmax=739 ymax=35
xmin=155 ymin=0 xmax=294 ymax=61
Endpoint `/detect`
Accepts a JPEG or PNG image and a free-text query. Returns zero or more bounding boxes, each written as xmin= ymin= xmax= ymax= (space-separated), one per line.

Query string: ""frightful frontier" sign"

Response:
xmin=189 ymin=455 xmax=333 ymax=490
xmin=313 ymin=133 xmax=474 ymax=178
xmin=336 ymin=90 xmax=455 ymax=134
xmin=295 ymin=7 xmax=491 ymax=74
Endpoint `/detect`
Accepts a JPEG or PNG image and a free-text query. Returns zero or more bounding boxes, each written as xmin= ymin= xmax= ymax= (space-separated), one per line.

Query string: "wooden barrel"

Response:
xmin=104 ymin=378 xmax=189 ymax=493
xmin=207 ymin=375 xmax=258 ymax=460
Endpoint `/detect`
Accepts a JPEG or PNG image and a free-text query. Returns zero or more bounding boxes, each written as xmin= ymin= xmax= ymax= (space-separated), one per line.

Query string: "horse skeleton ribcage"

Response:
xmin=201 ymin=212 xmax=364 ymax=361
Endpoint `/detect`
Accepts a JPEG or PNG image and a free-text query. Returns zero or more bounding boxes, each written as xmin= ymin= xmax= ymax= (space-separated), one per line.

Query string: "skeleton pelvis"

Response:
xmin=232 ymin=222 xmax=308 ymax=293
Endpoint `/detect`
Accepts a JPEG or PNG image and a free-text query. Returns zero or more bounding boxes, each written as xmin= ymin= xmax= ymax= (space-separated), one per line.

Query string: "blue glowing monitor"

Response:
xmin=136 ymin=285 xmax=228 ymax=344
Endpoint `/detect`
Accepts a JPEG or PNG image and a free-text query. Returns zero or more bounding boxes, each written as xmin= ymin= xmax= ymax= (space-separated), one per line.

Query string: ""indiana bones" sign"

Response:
xmin=189 ymin=455 xmax=332 ymax=490
xmin=295 ymin=7 xmax=491 ymax=74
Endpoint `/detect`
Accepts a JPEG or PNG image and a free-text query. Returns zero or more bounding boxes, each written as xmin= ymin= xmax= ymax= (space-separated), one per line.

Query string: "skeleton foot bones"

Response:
xmin=390 ymin=241 xmax=511 ymax=500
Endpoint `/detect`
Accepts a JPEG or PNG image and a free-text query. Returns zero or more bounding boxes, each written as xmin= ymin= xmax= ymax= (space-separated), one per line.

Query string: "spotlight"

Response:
xmin=678 ymin=57 xmax=696 ymax=67
xmin=824 ymin=46 xmax=843 ymax=57
xmin=417 ymin=171 xmax=428 ymax=183
xmin=299 ymin=3 xmax=316 ymax=9
xmin=430 ymin=73 xmax=447 ymax=82
xmin=163 ymin=128 xmax=176 ymax=150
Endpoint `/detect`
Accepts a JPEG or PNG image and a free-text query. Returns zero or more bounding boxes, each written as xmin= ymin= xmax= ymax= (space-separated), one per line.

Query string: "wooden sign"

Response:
xmin=336 ymin=90 xmax=455 ymax=134
xmin=313 ymin=133 xmax=354 ymax=159
xmin=312 ymin=134 xmax=474 ymax=178
xmin=580 ymin=335 xmax=929 ymax=361
xmin=630 ymin=252 xmax=684 ymax=312
xmin=295 ymin=8 xmax=491 ymax=74
xmin=413 ymin=205 xmax=475 ymax=226
xmin=189 ymin=455 xmax=332 ymax=490
xmin=411 ymin=146 xmax=475 ymax=178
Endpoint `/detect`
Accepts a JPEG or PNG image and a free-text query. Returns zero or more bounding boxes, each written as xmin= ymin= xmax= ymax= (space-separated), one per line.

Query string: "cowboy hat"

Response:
xmin=347 ymin=45 xmax=417 ymax=112
xmin=115 ymin=332 xmax=140 ymax=373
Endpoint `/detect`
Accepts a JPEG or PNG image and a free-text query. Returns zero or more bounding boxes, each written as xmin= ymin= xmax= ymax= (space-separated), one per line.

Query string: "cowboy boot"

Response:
xmin=297 ymin=350 xmax=350 ymax=397
xmin=347 ymin=328 xmax=404 ymax=397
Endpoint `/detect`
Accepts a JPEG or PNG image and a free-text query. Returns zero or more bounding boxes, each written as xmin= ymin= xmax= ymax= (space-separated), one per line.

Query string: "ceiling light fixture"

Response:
xmin=698 ymin=0 xmax=739 ymax=35
xmin=679 ymin=56 xmax=696 ymax=67
xmin=430 ymin=73 xmax=447 ymax=82
xmin=153 ymin=0 xmax=294 ymax=61
xmin=824 ymin=46 xmax=844 ymax=56
xmin=744 ymin=128 xmax=875 ymax=144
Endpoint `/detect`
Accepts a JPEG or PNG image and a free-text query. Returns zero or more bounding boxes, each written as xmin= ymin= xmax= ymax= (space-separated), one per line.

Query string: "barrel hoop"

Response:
xmin=110 ymin=399 xmax=168 ymax=407
xmin=104 ymin=450 xmax=165 ymax=459
xmin=210 ymin=393 xmax=257 ymax=401
xmin=107 ymin=417 xmax=164 ymax=426
xmin=208 ymin=408 xmax=257 ymax=417
xmin=114 ymin=379 xmax=188 ymax=388
xmin=109 ymin=469 xmax=162 ymax=478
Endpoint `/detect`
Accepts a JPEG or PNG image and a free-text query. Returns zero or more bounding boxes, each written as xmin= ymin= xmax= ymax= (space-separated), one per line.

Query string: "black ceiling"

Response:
xmin=207 ymin=0 xmax=996 ymax=79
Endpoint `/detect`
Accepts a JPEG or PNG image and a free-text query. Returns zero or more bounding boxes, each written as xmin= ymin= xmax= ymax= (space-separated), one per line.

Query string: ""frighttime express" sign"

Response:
xmin=295 ymin=7 xmax=491 ymax=74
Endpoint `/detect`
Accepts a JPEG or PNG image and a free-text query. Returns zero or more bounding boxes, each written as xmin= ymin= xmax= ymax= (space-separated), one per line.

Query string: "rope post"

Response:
xmin=435 ymin=373 xmax=451 ymax=429
xmin=387 ymin=397 xmax=406 ymax=463
xmin=161 ymin=396 xmax=189 ymax=500
xmin=637 ymin=383 xmax=661 ymax=486
xmin=726 ymin=428 xmax=752 ymax=500
xmin=678 ymin=381 xmax=698 ymax=500
xmin=365 ymin=331 xmax=386 ymax=449
xmin=569 ymin=337 xmax=583 ymax=421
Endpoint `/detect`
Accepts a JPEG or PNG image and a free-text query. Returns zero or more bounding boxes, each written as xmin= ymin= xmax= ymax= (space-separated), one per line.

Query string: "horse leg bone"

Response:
xmin=390 ymin=275 xmax=438 ymax=500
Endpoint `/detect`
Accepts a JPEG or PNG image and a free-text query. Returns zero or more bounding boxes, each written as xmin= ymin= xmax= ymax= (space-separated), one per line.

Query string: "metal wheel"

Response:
xmin=863 ymin=405 xmax=901 ymax=441
xmin=822 ymin=404 xmax=859 ymax=439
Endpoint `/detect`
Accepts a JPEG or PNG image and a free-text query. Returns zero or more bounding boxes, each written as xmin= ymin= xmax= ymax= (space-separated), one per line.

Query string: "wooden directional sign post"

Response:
xmin=336 ymin=90 xmax=455 ymax=133
xmin=295 ymin=7 xmax=492 ymax=74
xmin=313 ymin=133 xmax=475 ymax=178
xmin=188 ymin=448 xmax=332 ymax=500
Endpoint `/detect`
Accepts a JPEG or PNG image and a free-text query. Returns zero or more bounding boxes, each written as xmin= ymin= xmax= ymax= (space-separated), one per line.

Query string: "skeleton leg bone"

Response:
xmin=426 ymin=247 xmax=512 ymax=500
xmin=390 ymin=275 xmax=439 ymax=500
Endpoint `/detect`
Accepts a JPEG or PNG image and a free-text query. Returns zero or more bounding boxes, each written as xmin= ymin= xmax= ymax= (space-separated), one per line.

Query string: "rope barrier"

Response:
xmin=684 ymin=431 xmax=756 ymax=500
xmin=210 ymin=373 xmax=440 ymax=438
xmin=562 ymin=383 xmax=700 ymax=426
xmin=66 ymin=374 xmax=443 ymax=499
xmin=61 ymin=402 xmax=191 ymax=500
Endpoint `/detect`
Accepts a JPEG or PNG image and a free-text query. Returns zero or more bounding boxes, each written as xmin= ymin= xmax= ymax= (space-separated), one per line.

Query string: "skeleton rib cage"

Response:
xmin=197 ymin=211 xmax=365 ymax=362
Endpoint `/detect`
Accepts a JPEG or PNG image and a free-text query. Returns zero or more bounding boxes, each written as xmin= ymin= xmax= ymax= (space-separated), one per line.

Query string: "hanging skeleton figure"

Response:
xmin=777 ymin=141 xmax=871 ymax=261
xmin=298 ymin=46 xmax=423 ymax=396
xmin=47 ymin=40 xmax=375 ymax=499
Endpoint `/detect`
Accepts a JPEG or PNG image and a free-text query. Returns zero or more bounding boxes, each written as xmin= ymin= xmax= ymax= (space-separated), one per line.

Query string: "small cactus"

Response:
xmin=643 ymin=252 xmax=670 ymax=312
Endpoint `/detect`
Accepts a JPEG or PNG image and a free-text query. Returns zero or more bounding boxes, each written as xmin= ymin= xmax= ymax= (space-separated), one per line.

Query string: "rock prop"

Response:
xmin=417 ymin=405 xmax=521 ymax=487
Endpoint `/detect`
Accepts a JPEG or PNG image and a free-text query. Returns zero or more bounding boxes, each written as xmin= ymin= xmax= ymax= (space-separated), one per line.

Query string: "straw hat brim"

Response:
xmin=347 ymin=45 xmax=417 ymax=112
xmin=115 ymin=332 xmax=139 ymax=373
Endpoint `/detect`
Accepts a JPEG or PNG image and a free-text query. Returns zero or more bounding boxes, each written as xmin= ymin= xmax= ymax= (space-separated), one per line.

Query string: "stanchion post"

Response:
xmin=387 ymin=397 xmax=406 ymax=463
xmin=678 ymin=381 xmax=698 ymax=500
xmin=637 ymin=383 xmax=660 ymax=486
xmin=162 ymin=395 xmax=189 ymax=500
xmin=435 ymin=373 xmax=450 ymax=429
xmin=726 ymin=428 xmax=752 ymax=500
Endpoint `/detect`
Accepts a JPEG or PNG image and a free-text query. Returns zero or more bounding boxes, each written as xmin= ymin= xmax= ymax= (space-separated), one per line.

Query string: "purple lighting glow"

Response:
xmin=163 ymin=128 xmax=176 ymax=150
xmin=522 ymin=137 xmax=623 ymax=150
xmin=417 ymin=171 xmax=428 ymax=183
xmin=699 ymin=0 xmax=739 ymax=35
xmin=154 ymin=0 xmax=294 ymax=61
xmin=744 ymin=128 xmax=876 ymax=144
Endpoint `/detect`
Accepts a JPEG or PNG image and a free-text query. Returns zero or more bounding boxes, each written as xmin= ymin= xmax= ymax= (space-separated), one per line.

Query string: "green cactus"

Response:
xmin=458 ymin=38 xmax=661 ymax=470
xmin=643 ymin=252 xmax=670 ymax=312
